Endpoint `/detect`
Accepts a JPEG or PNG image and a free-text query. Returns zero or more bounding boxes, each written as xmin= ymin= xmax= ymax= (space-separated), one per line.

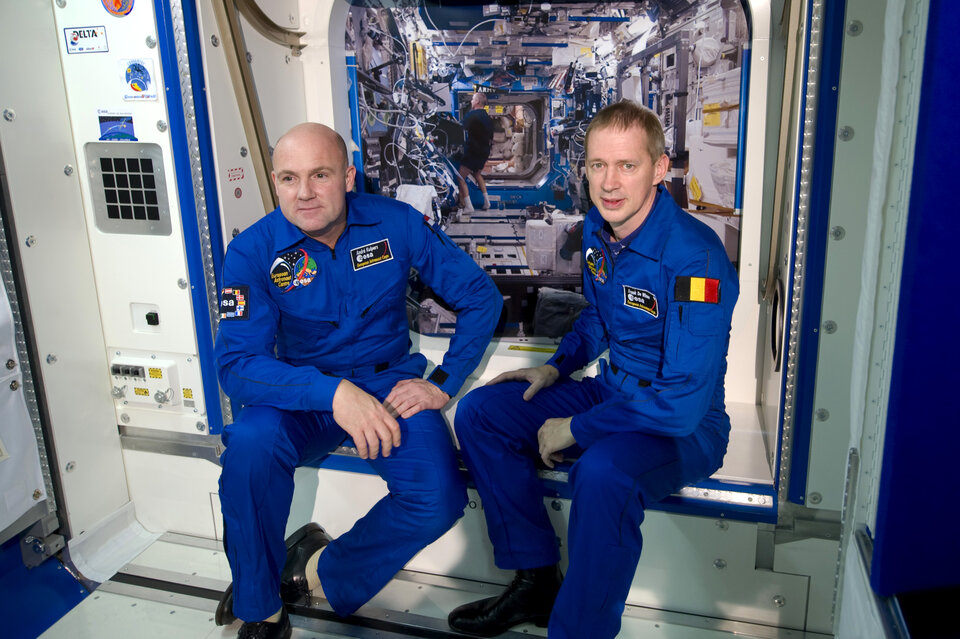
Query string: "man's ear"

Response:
xmin=653 ymin=154 xmax=670 ymax=185
xmin=345 ymin=165 xmax=357 ymax=192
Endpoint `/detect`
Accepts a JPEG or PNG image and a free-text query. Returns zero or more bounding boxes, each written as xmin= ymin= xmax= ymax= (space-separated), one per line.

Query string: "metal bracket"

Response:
xmin=20 ymin=512 xmax=65 ymax=568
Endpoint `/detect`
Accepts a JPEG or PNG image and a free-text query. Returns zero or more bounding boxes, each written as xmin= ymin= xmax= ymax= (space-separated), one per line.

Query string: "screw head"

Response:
xmin=715 ymin=520 xmax=728 ymax=531
xmin=838 ymin=126 xmax=854 ymax=141
xmin=112 ymin=386 xmax=125 ymax=398
xmin=33 ymin=489 xmax=42 ymax=500
xmin=847 ymin=20 xmax=863 ymax=36
xmin=196 ymin=421 xmax=206 ymax=432
xmin=157 ymin=120 xmax=168 ymax=133
xmin=830 ymin=226 xmax=846 ymax=241
xmin=211 ymin=34 xmax=220 ymax=47
xmin=713 ymin=558 xmax=727 ymax=570
xmin=145 ymin=35 xmax=157 ymax=48
xmin=467 ymin=500 xmax=477 ymax=509
xmin=9 ymin=380 xmax=19 ymax=391
xmin=5 ymin=359 xmax=15 ymax=370
xmin=178 ymin=278 xmax=188 ymax=289
xmin=816 ymin=408 xmax=830 ymax=421
xmin=55 ymin=0 xmax=66 ymax=7
xmin=246 ymin=51 xmax=253 ymax=63
xmin=66 ymin=462 xmax=76 ymax=472
xmin=46 ymin=354 xmax=58 ymax=365
xmin=808 ymin=492 xmax=823 ymax=505
xmin=24 ymin=236 xmax=37 ymax=247
xmin=120 ymin=413 xmax=131 ymax=424
xmin=773 ymin=595 xmax=786 ymax=607
xmin=240 ymin=146 xmax=249 ymax=158
xmin=3 ymin=108 xmax=15 ymax=122
xmin=551 ymin=500 xmax=563 ymax=512
xmin=64 ymin=165 xmax=74 ymax=176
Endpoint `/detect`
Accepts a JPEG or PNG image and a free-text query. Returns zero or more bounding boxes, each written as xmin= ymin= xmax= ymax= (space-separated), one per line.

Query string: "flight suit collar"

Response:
xmin=270 ymin=191 xmax=382 ymax=253
xmin=618 ymin=184 xmax=672 ymax=262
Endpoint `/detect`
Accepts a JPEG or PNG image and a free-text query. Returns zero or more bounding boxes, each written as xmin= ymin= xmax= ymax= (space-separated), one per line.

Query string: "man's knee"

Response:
xmin=397 ymin=468 xmax=467 ymax=539
xmin=221 ymin=406 xmax=294 ymax=475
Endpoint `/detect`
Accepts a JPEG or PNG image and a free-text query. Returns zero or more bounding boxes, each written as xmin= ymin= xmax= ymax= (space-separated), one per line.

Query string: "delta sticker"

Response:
xmin=64 ymin=26 xmax=108 ymax=54
xmin=102 ymin=0 xmax=134 ymax=17
xmin=121 ymin=58 xmax=157 ymax=101
xmin=270 ymin=249 xmax=317 ymax=292
xmin=219 ymin=286 xmax=249 ymax=320
xmin=351 ymin=239 xmax=393 ymax=271
xmin=585 ymin=245 xmax=609 ymax=284
xmin=623 ymin=285 xmax=658 ymax=317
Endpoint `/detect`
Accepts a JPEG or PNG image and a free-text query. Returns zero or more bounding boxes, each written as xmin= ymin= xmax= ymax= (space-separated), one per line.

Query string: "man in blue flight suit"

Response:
xmin=447 ymin=101 xmax=739 ymax=638
xmin=214 ymin=123 xmax=502 ymax=639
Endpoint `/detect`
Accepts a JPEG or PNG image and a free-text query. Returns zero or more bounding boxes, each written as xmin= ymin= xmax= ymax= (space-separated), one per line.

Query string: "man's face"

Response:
xmin=585 ymin=124 xmax=668 ymax=239
xmin=272 ymin=127 xmax=356 ymax=242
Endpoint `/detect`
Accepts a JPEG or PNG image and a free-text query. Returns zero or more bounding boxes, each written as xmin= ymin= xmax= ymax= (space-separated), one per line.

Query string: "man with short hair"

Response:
xmin=457 ymin=92 xmax=494 ymax=211
xmin=215 ymin=122 xmax=502 ymax=639
xmin=447 ymin=101 xmax=739 ymax=638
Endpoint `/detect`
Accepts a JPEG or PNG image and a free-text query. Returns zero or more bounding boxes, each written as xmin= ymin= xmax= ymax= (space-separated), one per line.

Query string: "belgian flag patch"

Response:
xmin=675 ymin=276 xmax=720 ymax=303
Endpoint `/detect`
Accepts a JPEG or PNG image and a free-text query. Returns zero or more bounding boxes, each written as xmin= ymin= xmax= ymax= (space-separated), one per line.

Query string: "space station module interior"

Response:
xmin=0 ymin=0 xmax=953 ymax=637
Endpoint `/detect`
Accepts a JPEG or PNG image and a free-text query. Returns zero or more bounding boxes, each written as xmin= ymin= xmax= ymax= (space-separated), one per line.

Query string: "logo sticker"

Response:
xmin=585 ymin=245 xmax=609 ymax=284
xmin=270 ymin=249 xmax=317 ymax=292
xmin=219 ymin=286 xmax=249 ymax=320
xmin=121 ymin=58 xmax=157 ymax=101
xmin=351 ymin=239 xmax=394 ymax=271
xmin=98 ymin=113 xmax=137 ymax=141
xmin=64 ymin=26 xmax=108 ymax=54
xmin=102 ymin=0 xmax=134 ymax=17
xmin=623 ymin=285 xmax=658 ymax=317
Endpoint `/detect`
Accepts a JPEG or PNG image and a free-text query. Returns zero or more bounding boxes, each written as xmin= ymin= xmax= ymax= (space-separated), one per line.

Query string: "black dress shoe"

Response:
xmin=280 ymin=522 xmax=332 ymax=603
xmin=237 ymin=608 xmax=291 ymax=639
xmin=215 ymin=522 xmax=330 ymax=626
xmin=447 ymin=565 xmax=563 ymax=637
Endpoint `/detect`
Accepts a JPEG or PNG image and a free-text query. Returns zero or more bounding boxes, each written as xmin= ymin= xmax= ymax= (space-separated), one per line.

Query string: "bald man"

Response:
xmin=214 ymin=123 xmax=502 ymax=639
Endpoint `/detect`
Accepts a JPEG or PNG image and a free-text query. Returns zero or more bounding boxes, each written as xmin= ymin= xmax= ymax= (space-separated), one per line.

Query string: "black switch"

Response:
xmin=145 ymin=312 xmax=159 ymax=326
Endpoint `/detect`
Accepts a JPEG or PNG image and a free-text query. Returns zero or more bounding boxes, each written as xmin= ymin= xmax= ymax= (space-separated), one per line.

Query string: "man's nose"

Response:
xmin=601 ymin=167 xmax=618 ymax=191
xmin=298 ymin=180 xmax=314 ymax=200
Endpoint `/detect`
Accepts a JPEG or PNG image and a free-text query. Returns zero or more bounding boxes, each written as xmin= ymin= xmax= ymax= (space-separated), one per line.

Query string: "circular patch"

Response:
xmin=103 ymin=0 xmax=135 ymax=17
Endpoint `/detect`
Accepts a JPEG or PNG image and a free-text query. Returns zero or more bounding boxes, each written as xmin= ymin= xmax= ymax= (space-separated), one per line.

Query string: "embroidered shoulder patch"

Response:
xmin=674 ymin=276 xmax=720 ymax=303
xmin=623 ymin=285 xmax=658 ymax=317
xmin=585 ymin=245 xmax=609 ymax=284
xmin=219 ymin=286 xmax=249 ymax=320
xmin=351 ymin=239 xmax=393 ymax=271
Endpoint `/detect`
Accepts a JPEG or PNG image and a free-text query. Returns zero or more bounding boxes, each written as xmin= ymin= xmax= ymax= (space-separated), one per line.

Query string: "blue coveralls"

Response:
xmin=461 ymin=107 xmax=494 ymax=172
xmin=215 ymin=191 xmax=502 ymax=621
xmin=455 ymin=185 xmax=739 ymax=638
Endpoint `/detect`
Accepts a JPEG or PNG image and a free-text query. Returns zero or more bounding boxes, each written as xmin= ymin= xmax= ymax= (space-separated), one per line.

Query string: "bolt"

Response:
xmin=66 ymin=462 xmax=76 ymax=472
xmin=9 ymin=380 xmax=19 ymax=391
xmin=46 ymin=354 xmax=57 ymax=365
xmin=713 ymin=558 xmax=727 ymax=570
xmin=847 ymin=20 xmax=863 ymax=36
xmin=33 ymin=489 xmax=42 ymax=500
xmin=157 ymin=120 xmax=168 ymax=132
xmin=5 ymin=359 xmax=14 ymax=370
xmin=551 ymin=500 xmax=563 ymax=512
xmin=178 ymin=278 xmax=188 ymax=289
xmin=196 ymin=421 xmax=206 ymax=432
xmin=24 ymin=236 xmax=37 ymax=247
xmin=3 ymin=108 xmax=15 ymax=122
xmin=823 ymin=320 xmax=838 ymax=334
xmin=146 ymin=36 xmax=157 ymax=48
xmin=808 ymin=492 xmax=823 ymax=505
xmin=120 ymin=413 xmax=131 ymax=424
xmin=816 ymin=408 xmax=830 ymax=421
xmin=211 ymin=35 xmax=220 ymax=47
xmin=838 ymin=126 xmax=854 ymax=141
xmin=773 ymin=595 xmax=786 ymax=607
xmin=240 ymin=146 xmax=248 ymax=158
xmin=830 ymin=226 xmax=846 ymax=241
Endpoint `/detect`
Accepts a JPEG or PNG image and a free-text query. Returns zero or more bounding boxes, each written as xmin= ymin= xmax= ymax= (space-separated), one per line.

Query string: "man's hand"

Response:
xmin=383 ymin=378 xmax=450 ymax=419
xmin=487 ymin=364 xmax=560 ymax=401
xmin=332 ymin=379 xmax=401 ymax=460
xmin=538 ymin=417 xmax=575 ymax=468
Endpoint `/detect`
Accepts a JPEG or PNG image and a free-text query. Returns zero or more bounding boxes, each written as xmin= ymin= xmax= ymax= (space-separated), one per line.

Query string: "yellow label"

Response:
xmin=149 ymin=367 xmax=163 ymax=379
xmin=690 ymin=175 xmax=703 ymax=201
xmin=580 ymin=47 xmax=592 ymax=55
xmin=182 ymin=388 xmax=194 ymax=399
xmin=703 ymin=111 xmax=722 ymax=127
xmin=134 ymin=387 xmax=149 ymax=396
xmin=477 ymin=245 xmax=488 ymax=253
xmin=507 ymin=345 xmax=558 ymax=353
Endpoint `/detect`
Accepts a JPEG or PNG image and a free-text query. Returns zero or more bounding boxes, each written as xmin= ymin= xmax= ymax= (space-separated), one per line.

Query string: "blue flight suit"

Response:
xmin=455 ymin=184 xmax=739 ymax=638
xmin=215 ymin=191 xmax=502 ymax=622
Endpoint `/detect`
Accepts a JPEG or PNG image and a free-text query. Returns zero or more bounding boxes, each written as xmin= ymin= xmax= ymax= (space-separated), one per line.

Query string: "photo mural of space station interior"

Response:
xmin=346 ymin=1 xmax=747 ymax=337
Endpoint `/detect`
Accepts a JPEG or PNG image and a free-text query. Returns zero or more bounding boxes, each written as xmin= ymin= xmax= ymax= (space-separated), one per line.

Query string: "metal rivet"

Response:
xmin=5 ymin=359 xmax=15 ymax=370
xmin=196 ymin=421 xmax=206 ymax=432
xmin=3 ymin=108 xmax=15 ymax=122
xmin=120 ymin=413 xmax=131 ymax=424
xmin=211 ymin=35 xmax=220 ymax=47
xmin=146 ymin=36 xmax=157 ymax=48
xmin=808 ymin=492 xmax=822 ymax=505
xmin=830 ymin=226 xmax=846 ymax=241
xmin=838 ymin=126 xmax=854 ymax=141
xmin=823 ymin=320 xmax=837 ymax=334
xmin=9 ymin=380 xmax=19 ymax=391
xmin=816 ymin=408 xmax=830 ymax=421
xmin=240 ymin=146 xmax=248 ymax=158
xmin=33 ymin=489 xmax=42 ymax=500
xmin=66 ymin=462 xmax=76 ymax=472
xmin=847 ymin=20 xmax=863 ymax=36
xmin=713 ymin=559 xmax=727 ymax=570
xmin=773 ymin=595 xmax=786 ymax=607
xmin=467 ymin=500 xmax=477 ymax=509
xmin=157 ymin=120 xmax=168 ymax=132
xmin=551 ymin=500 xmax=562 ymax=512
xmin=24 ymin=235 xmax=37 ymax=247
xmin=177 ymin=278 xmax=188 ymax=289
xmin=46 ymin=354 xmax=57 ymax=364
xmin=64 ymin=165 xmax=74 ymax=176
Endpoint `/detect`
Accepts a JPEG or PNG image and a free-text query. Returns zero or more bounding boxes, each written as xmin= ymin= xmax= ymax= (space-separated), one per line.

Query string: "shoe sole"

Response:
xmin=215 ymin=523 xmax=327 ymax=626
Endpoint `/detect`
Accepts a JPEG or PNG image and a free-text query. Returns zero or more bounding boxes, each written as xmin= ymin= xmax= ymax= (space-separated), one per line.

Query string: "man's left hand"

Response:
xmin=538 ymin=417 xmax=576 ymax=469
xmin=384 ymin=378 xmax=450 ymax=419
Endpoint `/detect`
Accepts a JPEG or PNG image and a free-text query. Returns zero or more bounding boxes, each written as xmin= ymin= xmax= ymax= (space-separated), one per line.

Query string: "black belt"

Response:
xmin=609 ymin=362 xmax=651 ymax=387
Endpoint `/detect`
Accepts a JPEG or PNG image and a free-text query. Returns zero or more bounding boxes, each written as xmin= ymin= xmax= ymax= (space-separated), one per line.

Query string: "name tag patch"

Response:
xmin=219 ymin=286 xmax=249 ymax=320
xmin=623 ymin=285 xmax=658 ymax=317
xmin=351 ymin=239 xmax=393 ymax=271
